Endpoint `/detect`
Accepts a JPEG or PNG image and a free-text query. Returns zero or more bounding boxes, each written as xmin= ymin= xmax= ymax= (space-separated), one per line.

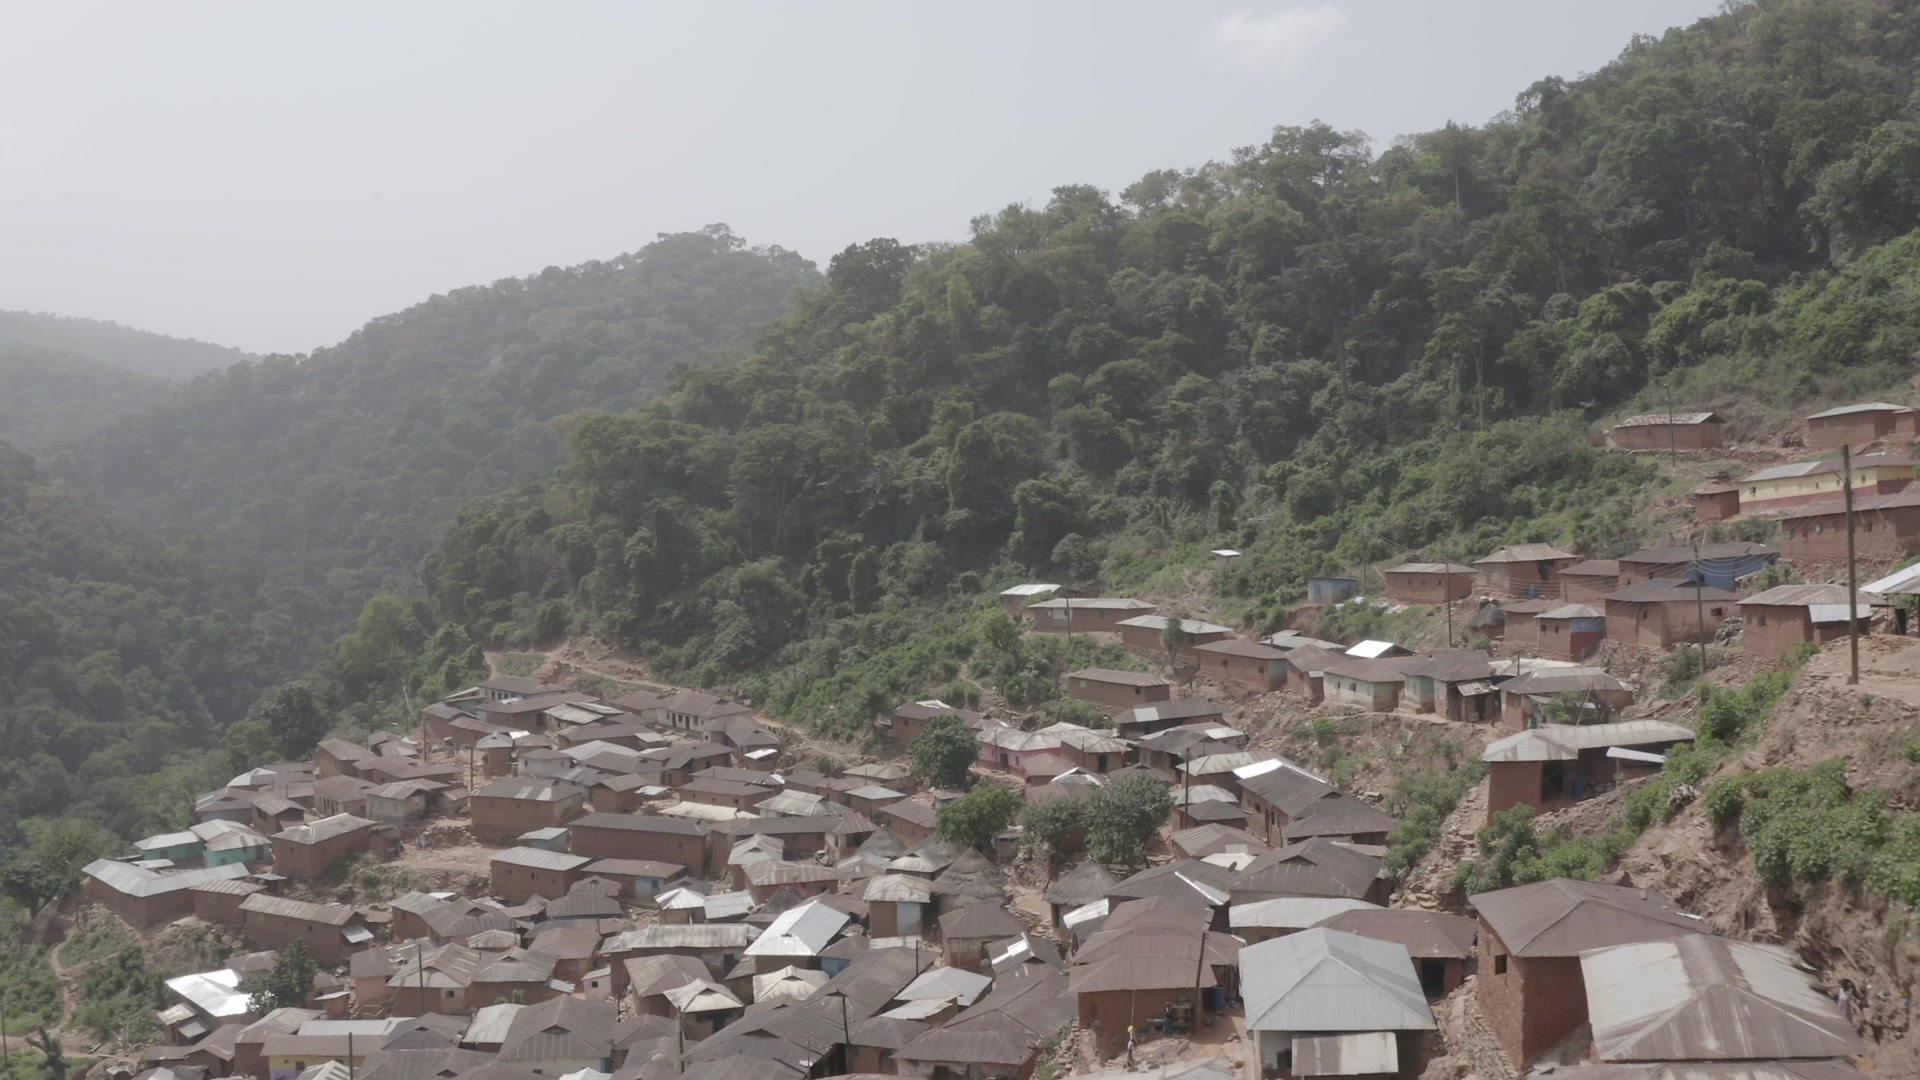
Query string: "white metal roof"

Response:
xmin=898 ymin=966 xmax=993 ymax=1006
xmin=1806 ymin=401 xmax=1914 ymax=419
xmin=1230 ymin=897 xmax=1382 ymax=931
xmin=1482 ymin=721 xmax=1697 ymax=763
xmin=1809 ymin=603 xmax=1873 ymax=624
xmin=1344 ymin=640 xmax=1401 ymax=659
xmin=1063 ymin=898 xmax=1109 ymax=929
xmin=1242 ymin=928 xmax=1435 ymax=1034
xmin=744 ymin=900 xmax=849 ymax=957
xmin=166 ymin=968 xmax=251 ymax=1018
xmin=999 ymin=583 xmax=1061 ymax=597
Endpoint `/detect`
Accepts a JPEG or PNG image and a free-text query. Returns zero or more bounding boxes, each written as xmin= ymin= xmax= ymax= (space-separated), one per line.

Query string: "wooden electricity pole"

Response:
xmin=1694 ymin=542 xmax=1709 ymax=674
xmin=1844 ymin=445 xmax=1861 ymax=685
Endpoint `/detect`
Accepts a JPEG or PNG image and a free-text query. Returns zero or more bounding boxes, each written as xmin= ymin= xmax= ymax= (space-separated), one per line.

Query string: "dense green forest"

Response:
xmin=56 ymin=227 xmax=821 ymax=672
xmin=0 ymin=350 xmax=171 ymax=456
xmin=0 ymin=310 xmax=253 ymax=381
xmin=392 ymin=0 xmax=1920 ymax=737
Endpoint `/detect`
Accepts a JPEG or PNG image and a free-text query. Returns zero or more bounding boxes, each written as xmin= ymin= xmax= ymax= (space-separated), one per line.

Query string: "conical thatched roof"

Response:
xmin=931 ymin=848 xmax=1005 ymax=903
xmin=1044 ymin=858 xmax=1119 ymax=908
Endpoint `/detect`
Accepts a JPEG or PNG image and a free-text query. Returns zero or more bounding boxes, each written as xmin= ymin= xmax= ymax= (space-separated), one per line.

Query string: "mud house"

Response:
xmin=998 ymin=582 xmax=1060 ymax=618
xmin=1063 ymin=667 xmax=1172 ymax=710
xmin=1024 ymin=596 xmax=1156 ymax=633
xmin=567 ymin=813 xmax=707 ymax=867
xmin=1740 ymin=584 xmax=1874 ymax=659
xmin=1691 ymin=484 xmax=1741 ymax=521
xmin=1115 ymin=614 xmax=1235 ymax=656
xmin=190 ymin=878 xmax=266 ymax=926
xmin=877 ymin=699 xmax=988 ymax=746
xmin=1474 ymin=544 xmax=1580 ymax=600
xmin=1533 ymin=604 xmax=1606 ymax=660
xmin=1241 ymin=928 xmax=1435 ymax=1077
xmin=1229 ymin=838 xmax=1391 ymax=905
xmin=1113 ymin=697 xmax=1225 ymax=738
xmin=1282 ymin=799 xmax=1399 ymax=846
xmin=1738 ymin=453 xmax=1915 ymax=511
xmin=1320 ymin=657 xmax=1419 ymax=712
xmin=1616 ymin=541 xmax=1778 ymax=589
xmin=1607 ymin=411 xmax=1726 ymax=451
xmin=1781 ymin=487 xmax=1920 ymax=560
xmin=1312 ymin=908 xmax=1478 ymax=999
xmin=239 ymin=894 xmax=372 ymax=962
xmin=420 ymin=702 xmax=480 ymax=746
xmin=1191 ymin=639 xmax=1289 ymax=691
xmin=1601 ymin=579 xmax=1740 ymax=649
xmin=1482 ymin=720 xmax=1696 ymax=819
xmin=581 ymin=858 xmax=683 ymax=900
xmin=82 ymin=860 xmax=250 ymax=927
xmin=365 ymin=781 xmax=433 ymax=825
xmin=315 ymin=739 xmax=377 ymax=780
xmin=938 ymin=904 xmax=1025 ymax=971
xmin=1498 ymin=599 xmax=1554 ymax=649
xmin=1382 ymin=562 xmax=1477 ymax=605
xmin=1238 ymin=764 xmax=1337 ymax=846
xmin=310 ymin=774 xmax=375 ymax=817
xmin=1471 ymin=878 xmax=1709 ymax=1072
xmin=675 ymin=777 xmax=776 ymax=813
xmin=1305 ymin=576 xmax=1360 ymax=603
xmin=271 ymin=814 xmax=377 ymax=879
xmin=1803 ymin=401 xmax=1920 ymax=448
xmin=878 ymin=801 xmax=938 ymax=846
xmin=1034 ymin=722 xmax=1131 ymax=774
xmin=863 ymin=873 xmax=934 ymax=937
xmin=1497 ymin=668 xmax=1634 ymax=730
xmin=976 ymin=726 xmax=1064 ymax=774
xmin=469 ymin=778 xmax=588 ymax=844
xmin=1399 ymin=652 xmax=1498 ymax=723
xmin=1555 ymin=560 xmax=1620 ymax=603
xmin=489 ymin=847 xmax=592 ymax=904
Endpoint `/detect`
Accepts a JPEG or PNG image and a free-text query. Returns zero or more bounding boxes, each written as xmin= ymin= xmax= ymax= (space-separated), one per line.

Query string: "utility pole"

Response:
xmin=1844 ymin=445 xmax=1862 ymax=685
xmin=1190 ymin=925 xmax=1209 ymax=1030
xmin=3 ymin=988 xmax=10 ymax=1064
xmin=1693 ymin=541 xmax=1709 ymax=675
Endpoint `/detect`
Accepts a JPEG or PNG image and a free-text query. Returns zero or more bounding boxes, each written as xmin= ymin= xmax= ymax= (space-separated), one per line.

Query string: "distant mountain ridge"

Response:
xmin=0 ymin=309 xmax=255 ymax=380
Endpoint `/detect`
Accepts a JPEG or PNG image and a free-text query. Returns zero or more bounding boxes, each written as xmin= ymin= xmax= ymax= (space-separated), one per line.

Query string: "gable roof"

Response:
xmin=473 ymin=778 xmax=586 ymax=803
xmin=1806 ymin=401 xmax=1915 ymax=419
xmin=497 ymin=997 xmax=615 ymax=1063
xmin=895 ymin=970 xmax=1075 ymax=1066
xmin=83 ymin=860 xmax=250 ymax=898
xmin=1114 ymin=615 xmax=1235 ymax=634
xmin=1604 ymin=579 xmax=1742 ymax=604
xmin=1311 ymin=908 xmax=1478 ymax=959
xmin=1614 ymin=412 xmax=1723 ymax=427
xmin=1470 ymin=878 xmax=1707 ymax=957
xmin=1476 ymin=543 xmax=1578 ymax=564
xmin=1190 ymin=639 xmax=1289 ymax=660
xmin=1482 ymin=720 xmax=1696 ymax=763
xmin=1064 ymin=667 xmax=1171 ymax=687
xmin=1230 ymin=839 xmax=1382 ymax=900
xmin=1242 ymin=928 xmax=1434 ymax=1033
xmin=1581 ymin=935 xmax=1865 ymax=1063
xmin=1385 ymin=562 xmax=1477 ymax=575
xmin=744 ymin=901 xmax=849 ymax=957
xmin=273 ymin=813 xmax=375 ymax=845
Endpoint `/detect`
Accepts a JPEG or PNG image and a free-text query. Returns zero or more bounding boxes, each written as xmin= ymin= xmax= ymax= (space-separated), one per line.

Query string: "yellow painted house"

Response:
xmin=1739 ymin=453 xmax=1915 ymax=511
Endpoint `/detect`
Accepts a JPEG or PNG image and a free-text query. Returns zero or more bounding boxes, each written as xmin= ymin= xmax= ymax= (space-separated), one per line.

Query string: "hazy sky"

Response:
xmin=1 ymin=0 xmax=1723 ymax=356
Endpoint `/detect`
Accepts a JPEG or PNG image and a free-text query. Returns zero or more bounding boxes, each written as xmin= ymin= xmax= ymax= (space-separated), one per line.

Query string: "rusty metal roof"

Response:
xmin=895 ymin=970 xmax=1075 ymax=1066
xmin=1230 ymin=839 xmax=1383 ymax=900
xmin=497 ymin=996 xmax=615 ymax=1063
xmin=1311 ymin=908 xmax=1478 ymax=959
xmin=240 ymin=893 xmax=357 ymax=926
xmin=1582 ymin=935 xmax=1865 ymax=1063
xmin=1068 ymin=953 xmax=1220 ymax=993
xmin=1286 ymin=799 xmax=1399 ymax=840
xmin=490 ymin=846 xmax=592 ymax=872
xmin=1470 ymin=878 xmax=1708 ymax=958
xmin=937 ymin=904 xmax=1023 ymax=940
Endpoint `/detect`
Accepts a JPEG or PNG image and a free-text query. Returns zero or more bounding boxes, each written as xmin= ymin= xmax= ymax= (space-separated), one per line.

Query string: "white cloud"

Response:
xmin=1206 ymin=6 xmax=1346 ymax=75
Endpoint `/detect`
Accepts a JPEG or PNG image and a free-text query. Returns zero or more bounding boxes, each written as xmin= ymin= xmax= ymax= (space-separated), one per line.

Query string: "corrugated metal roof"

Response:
xmin=1264 ymin=799 xmax=1389 ymax=842
xmin=1070 ymin=953 xmax=1221 ymax=993
xmin=1806 ymin=401 xmax=1914 ymax=419
xmin=1581 ymin=935 xmax=1865 ymax=1063
xmin=938 ymin=904 xmax=1024 ymax=940
xmin=1114 ymin=615 xmax=1236 ymax=634
xmin=1291 ymin=1031 xmax=1399 ymax=1077
xmin=498 ymin=996 xmax=615 ymax=1063
xmin=1243 ymin=928 xmax=1434 ymax=1033
xmin=999 ymin=583 xmax=1062 ymax=597
xmin=863 ymin=873 xmax=934 ymax=904
xmin=1229 ymin=838 xmax=1383 ymax=900
xmin=84 ymin=860 xmax=249 ymax=898
xmin=1026 ymin=597 xmax=1154 ymax=610
xmin=1343 ymin=640 xmax=1406 ymax=659
xmin=702 ymin=891 xmax=755 ymax=920
xmin=1311 ymin=908 xmax=1477 ymax=959
xmin=571 ymin=812 xmax=703 ymax=835
xmin=1230 ymin=897 xmax=1381 ymax=930
xmin=1742 ymin=583 xmax=1867 ymax=608
xmin=166 ymin=968 xmax=252 ymax=1017
xmin=1482 ymin=720 xmax=1697 ymax=763
xmin=1117 ymin=698 xmax=1224 ymax=725
xmin=1476 ymin=544 xmax=1579 ymax=564
xmin=1540 ymin=1064 xmax=1866 ymax=1080
xmin=745 ymin=900 xmax=849 ymax=957
xmin=1385 ymin=562 xmax=1477 ymax=574
xmin=895 ymin=970 xmax=1075 ymax=1066
xmin=1539 ymin=604 xmax=1605 ymax=619
xmin=1615 ymin=412 xmax=1722 ymax=427
xmin=1262 ymin=632 xmax=1345 ymax=651
xmin=605 ymin=924 xmax=758 ymax=951
xmin=1497 ymin=668 xmax=1631 ymax=696
xmin=241 ymin=893 xmax=357 ymax=925
xmin=490 ymin=846 xmax=593 ymax=872
xmin=898 ymin=966 xmax=992 ymax=1005
xmin=1064 ymin=667 xmax=1171 ymax=687
xmin=1192 ymin=639 xmax=1290 ymax=660
xmin=1470 ymin=878 xmax=1707 ymax=958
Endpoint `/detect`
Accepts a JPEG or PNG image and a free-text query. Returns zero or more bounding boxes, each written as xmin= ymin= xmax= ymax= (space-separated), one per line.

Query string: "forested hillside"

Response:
xmin=0 ymin=350 xmax=169 ymax=456
xmin=59 ymin=227 xmax=821 ymax=668
xmin=392 ymin=0 xmax=1920 ymax=737
xmin=0 ymin=444 xmax=282 ymax=843
xmin=0 ymin=311 xmax=252 ymax=381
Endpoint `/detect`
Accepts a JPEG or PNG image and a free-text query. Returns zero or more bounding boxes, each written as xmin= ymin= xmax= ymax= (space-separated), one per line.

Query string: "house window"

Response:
xmin=1133 ymin=686 xmax=1141 ymax=695
xmin=1712 ymin=607 xmax=1724 ymax=617
xmin=1494 ymin=954 xmax=1508 ymax=974
xmin=1756 ymin=611 xmax=1767 ymax=626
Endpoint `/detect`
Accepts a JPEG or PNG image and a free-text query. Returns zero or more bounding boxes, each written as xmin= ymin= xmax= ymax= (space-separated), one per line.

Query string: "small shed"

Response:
xmin=1482 ymin=720 xmax=1695 ymax=819
xmin=1691 ymin=484 xmax=1741 ymax=522
xmin=1305 ymin=578 xmax=1360 ymax=604
xmin=1191 ymin=639 xmax=1289 ymax=691
xmin=1740 ymin=584 xmax=1874 ymax=659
